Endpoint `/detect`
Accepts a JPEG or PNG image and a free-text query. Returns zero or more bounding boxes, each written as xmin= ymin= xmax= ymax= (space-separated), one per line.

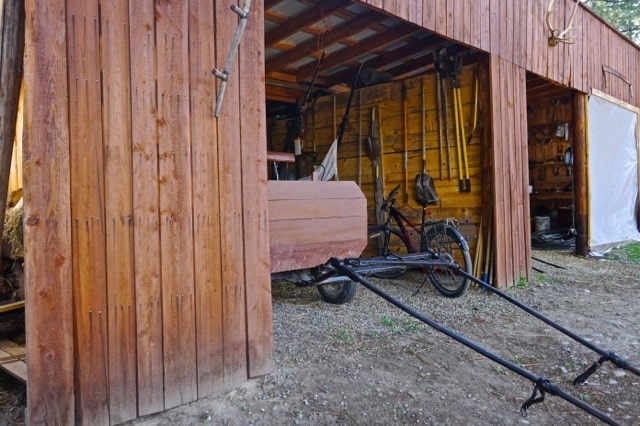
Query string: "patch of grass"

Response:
xmin=578 ymin=393 xmax=591 ymax=402
xmin=604 ymin=243 xmax=640 ymax=262
xmin=620 ymin=243 xmax=640 ymax=262
xmin=332 ymin=324 xmax=355 ymax=344
xmin=565 ymin=358 xmax=576 ymax=372
xmin=381 ymin=315 xmax=422 ymax=334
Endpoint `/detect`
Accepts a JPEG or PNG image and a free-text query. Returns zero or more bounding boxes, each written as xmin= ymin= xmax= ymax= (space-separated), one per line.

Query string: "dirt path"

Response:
xmin=125 ymin=248 xmax=639 ymax=425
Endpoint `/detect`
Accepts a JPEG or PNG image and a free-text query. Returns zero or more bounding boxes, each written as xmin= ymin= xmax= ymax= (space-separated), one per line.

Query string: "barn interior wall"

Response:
xmin=269 ymin=62 xmax=487 ymax=272
xmin=24 ymin=0 xmax=273 ymax=423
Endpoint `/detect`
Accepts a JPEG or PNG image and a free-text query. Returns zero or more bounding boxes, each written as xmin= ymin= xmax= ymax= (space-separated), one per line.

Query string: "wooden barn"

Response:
xmin=0 ymin=0 xmax=637 ymax=423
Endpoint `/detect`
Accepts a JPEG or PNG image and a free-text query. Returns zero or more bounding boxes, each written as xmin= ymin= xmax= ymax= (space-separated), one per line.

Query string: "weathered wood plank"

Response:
xmin=156 ymin=0 xmax=198 ymax=409
xmin=66 ymin=0 xmax=109 ymax=422
xmin=239 ymin=0 xmax=275 ymax=380
xmin=0 ymin=0 xmax=24 ymax=242
xmin=24 ymin=0 xmax=75 ymax=422
xmin=215 ymin=0 xmax=248 ymax=388
xmin=488 ymin=55 xmax=507 ymax=287
xmin=129 ymin=0 xmax=164 ymax=416
xmin=268 ymin=181 xmax=368 ymax=273
xmin=100 ymin=1 xmax=137 ymax=422
xmin=188 ymin=0 xmax=224 ymax=399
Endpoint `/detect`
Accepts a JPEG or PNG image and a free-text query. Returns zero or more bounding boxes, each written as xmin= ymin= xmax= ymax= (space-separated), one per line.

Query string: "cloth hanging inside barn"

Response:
xmin=299 ymin=138 xmax=338 ymax=181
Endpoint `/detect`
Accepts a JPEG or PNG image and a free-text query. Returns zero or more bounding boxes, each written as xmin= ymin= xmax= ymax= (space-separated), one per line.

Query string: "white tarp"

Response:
xmin=587 ymin=92 xmax=640 ymax=253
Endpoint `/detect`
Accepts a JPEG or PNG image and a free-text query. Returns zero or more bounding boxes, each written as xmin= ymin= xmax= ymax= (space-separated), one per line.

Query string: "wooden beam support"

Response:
xmin=572 ymin=92 xmax=589 ymax=256
xmin=265 ymin=10 xmax=386 ymax=74
xmin=296 ymin=25 xmax=418 ymax=81
xmin=0 ymin=0 xmax=25 ymax=247
xmin=323 ymin=35 xmax=441 ymax=87
xmin=264 ymin=0 xmax=348 ymax=48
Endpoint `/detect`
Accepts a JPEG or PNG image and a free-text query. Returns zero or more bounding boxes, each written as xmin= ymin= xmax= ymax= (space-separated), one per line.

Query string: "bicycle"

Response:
xmin=365 ymin=184 xmax=472 ymax=298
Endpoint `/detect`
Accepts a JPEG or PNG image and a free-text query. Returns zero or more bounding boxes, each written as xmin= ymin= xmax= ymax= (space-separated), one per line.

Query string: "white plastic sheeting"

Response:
xmin=587 ymin=92 xmax=640 ymax=253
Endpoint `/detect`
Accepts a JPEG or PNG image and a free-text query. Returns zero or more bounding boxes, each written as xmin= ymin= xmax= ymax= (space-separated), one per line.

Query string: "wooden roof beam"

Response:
xmin=265 ymin=10 xmax=387 ymax=74
xmin=384 ymin=43 xmax=466 ymax=79
xmin=322 ymin=35 xmax=441 ymax=87
xmin=296 ymin=25 xmax=418 ymax=81
xmin=264 ymin=0 xmax=350 ymax=48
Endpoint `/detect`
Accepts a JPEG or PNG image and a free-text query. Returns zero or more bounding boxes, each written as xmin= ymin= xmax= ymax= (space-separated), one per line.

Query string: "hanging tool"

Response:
xmin=402 ymin=82 xmax=409 ymax=204
xmin=421 ymin=77 xmax=427 ymax=175
xmin=434 ymin=54 xmax=445 ymax=179
xmin=213 ymin=0 xmax=252 ymax=117
xmin=437 ymin=48 xmax=452 ymax=180
xmin=369 ymin=106 xmax=385 ymax=226
xmin=358 ymin=91 xmax=363 ymax=187
xmin=466 ymin=69 xmax=480 ymax=145
xmin=449 ymin=53 xmax=471 ymax=192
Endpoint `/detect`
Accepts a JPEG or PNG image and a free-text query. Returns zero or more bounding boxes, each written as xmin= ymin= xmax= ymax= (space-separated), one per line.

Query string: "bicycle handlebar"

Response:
xmin=387 ymin=185 xmax=401 ymax=202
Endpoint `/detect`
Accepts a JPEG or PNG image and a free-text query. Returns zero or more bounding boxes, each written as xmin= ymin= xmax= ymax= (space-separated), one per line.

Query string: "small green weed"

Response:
xmin=381 ymin=315 xmax=421 ymax=334
xmin=565 ymin=358 xmax=576 ymax=372
xmin=333 ymin=324 xmax=355 ymax=344
xmin=604 ymin=243 xmax=640 ymax=262
xmin=578 ymin=393 xmax=591 ymax=402
xmin=241 ymin=405 xmax=251 ymax=412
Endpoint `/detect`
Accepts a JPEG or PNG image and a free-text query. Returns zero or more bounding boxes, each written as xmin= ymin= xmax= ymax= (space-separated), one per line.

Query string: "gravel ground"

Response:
xmin=1 ymin=249 xmax=637 ymax=425
xmin=129 ymin=248 xmax=640 ymax=426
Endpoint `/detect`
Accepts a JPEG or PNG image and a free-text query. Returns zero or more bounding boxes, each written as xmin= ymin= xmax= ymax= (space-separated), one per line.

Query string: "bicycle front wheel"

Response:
xmin=365 ymin=225 xmax=413 ymax=279
xmin=422 ymin=225 xmax=472 ymax=298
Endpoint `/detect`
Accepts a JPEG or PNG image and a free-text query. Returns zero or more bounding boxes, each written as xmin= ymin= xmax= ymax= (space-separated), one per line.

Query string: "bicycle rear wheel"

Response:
xmin=365 ymin=225 xmax=413 ymax=278
xmin=422 ymin=224 xmax=471 ymax=297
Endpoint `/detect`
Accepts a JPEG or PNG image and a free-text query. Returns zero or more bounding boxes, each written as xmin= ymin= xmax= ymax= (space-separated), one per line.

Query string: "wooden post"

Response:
xmin=0 ymin=0 xmax=24 ymax=244
xmin=572 ymin=92 xmax=589 ymax=256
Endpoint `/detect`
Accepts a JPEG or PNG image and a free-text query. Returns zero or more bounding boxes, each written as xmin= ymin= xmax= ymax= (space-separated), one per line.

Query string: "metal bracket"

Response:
xmin=602 ymin=65 xmax=634 ymax=99
xmin=213 ymin=0 xmax=252 ymax=117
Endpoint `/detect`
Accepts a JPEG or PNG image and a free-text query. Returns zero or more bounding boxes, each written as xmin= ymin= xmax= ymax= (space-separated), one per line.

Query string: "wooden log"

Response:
xmin=0 ymin=0 xmax=24 ymax=251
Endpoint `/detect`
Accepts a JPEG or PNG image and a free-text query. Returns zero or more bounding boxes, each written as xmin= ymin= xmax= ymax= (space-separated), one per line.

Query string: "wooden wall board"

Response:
xmin=24 ymin=0 xmax=75 ymax=422
xmin=268 ymin=181 xmax=368 ymax=273
xmin=129 ymin=0 xmax=164 ymax=416
xmin=488 ymin=55 xmax=531 ymax=286
xmin=66 ymin=0 xmax=110 ymax=423
xmin=215 ymin=0 xmax=248 ymax=389
xmin=239 ymin=0 xmax=275 ymax=379
xmin=366 ymin=0 xmax=640 ymax=108
xmin=100 ymin=0 xmax=137 ymax=423
xmin=156 ymin=1 xmax=198 ymax=409
xmin=188 ymin=0 xmax=224 ymax=398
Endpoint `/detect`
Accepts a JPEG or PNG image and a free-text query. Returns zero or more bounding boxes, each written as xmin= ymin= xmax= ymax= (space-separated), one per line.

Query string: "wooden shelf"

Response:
xmin=529 ymin=161 xmax=569 ymax=167
xmin=530 ymin=192 xmax=573 ymax=200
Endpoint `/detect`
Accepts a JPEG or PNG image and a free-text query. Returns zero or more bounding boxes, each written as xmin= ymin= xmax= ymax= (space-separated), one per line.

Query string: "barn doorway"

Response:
xmin=525 ymin=74 xmax=576 ymax=250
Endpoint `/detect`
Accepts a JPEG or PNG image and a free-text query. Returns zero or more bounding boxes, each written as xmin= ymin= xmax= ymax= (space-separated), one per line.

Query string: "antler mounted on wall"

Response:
xmin=546 ymin=0 xmax=583 ymax=46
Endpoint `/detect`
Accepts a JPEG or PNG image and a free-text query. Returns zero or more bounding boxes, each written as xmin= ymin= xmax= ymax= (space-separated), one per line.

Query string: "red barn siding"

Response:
xmin=24 ymin=0 xmax=273 ymax=423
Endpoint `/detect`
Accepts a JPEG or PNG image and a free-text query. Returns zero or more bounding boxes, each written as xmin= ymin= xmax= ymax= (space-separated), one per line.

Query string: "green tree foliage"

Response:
xmin=583 ymin=0 xmax=640 ymax=43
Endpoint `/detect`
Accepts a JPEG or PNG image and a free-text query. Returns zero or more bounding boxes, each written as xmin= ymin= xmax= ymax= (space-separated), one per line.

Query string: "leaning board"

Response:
xmin=268 ymin=180 xmax=368 ymax=273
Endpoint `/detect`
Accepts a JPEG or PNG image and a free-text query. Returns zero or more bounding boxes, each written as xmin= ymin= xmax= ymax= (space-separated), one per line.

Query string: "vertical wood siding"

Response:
xmin=24 ymin=0 xmax=75 ymax=423
xmin=489 ymin=55 xmax=531 ymax=286
xmin=360 ymin=0 xmax=640 ymax=109
xmin=25 ymin=0 xmax=273 ymax=422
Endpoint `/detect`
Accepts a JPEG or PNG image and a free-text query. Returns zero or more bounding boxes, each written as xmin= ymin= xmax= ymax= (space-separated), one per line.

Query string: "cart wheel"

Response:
xmin=317 ymin=279 xmax=358 ymax=304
